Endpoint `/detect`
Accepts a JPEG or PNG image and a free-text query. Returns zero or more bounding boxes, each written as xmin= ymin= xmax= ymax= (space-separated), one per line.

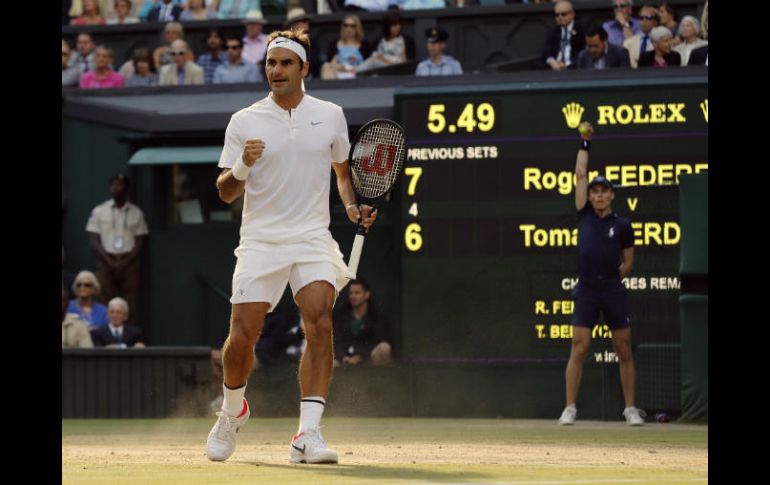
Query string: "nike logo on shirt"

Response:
xmin=311 ymin=121 xmax=323 ymax=126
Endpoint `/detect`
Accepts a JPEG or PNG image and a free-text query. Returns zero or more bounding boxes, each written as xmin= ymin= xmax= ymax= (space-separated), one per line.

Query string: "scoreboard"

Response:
xmin=395 ymin=75 xmax=708 ymax=360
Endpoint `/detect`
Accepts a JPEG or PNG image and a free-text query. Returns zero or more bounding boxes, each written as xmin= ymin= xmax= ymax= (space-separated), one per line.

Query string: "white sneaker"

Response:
xmin=289 ymin=426 xmax=338 ymax=464
xmin=206 ymin=399 xmax=250 ymax=461
xmin=558 ymin=405 xmax=577 ymax=425
xmin=623 ymin=406 xmax=646 ymax=426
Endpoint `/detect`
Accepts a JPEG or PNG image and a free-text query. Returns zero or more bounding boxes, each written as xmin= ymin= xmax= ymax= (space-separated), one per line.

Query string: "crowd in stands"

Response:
xmin=62 ymin=1 xmax=708 ymax=89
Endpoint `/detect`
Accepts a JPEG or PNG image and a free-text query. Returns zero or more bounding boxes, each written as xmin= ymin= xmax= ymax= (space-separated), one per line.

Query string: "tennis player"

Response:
xmin=206 ymin=28 xmax=377 ymax=464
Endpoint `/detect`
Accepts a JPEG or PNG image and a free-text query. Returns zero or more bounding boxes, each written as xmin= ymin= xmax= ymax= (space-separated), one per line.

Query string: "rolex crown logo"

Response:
xmin=562 ymin=102 xmax=585 ymax=129
xmin=700 ymin=99 xmax=708 ymax=123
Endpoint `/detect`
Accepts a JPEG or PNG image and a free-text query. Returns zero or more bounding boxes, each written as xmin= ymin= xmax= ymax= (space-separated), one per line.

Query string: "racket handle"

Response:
xmin=347 ymin=233 xmax=366 ymax=280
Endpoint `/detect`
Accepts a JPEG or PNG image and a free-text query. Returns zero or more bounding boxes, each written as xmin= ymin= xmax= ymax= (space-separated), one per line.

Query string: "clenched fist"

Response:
xmin=242 ymin=139 xmax=265 ymax=166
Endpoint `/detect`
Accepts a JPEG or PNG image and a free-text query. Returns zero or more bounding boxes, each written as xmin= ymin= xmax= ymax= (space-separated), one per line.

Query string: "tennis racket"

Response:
xmin=345 ymin=119 xmax=406 ymax=279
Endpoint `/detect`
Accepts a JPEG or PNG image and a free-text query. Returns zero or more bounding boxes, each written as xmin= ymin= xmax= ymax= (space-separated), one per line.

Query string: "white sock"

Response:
xmin=222 ymin=383 xmax=247 ymax=417
xmin=298 ymin=396 xmax=326 ymax=434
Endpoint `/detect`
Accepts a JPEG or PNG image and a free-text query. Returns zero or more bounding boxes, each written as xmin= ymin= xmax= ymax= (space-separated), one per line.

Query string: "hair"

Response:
xmin=110 ymin=173 xmax=130 ymax=187
xmin=73 ymin=270 xmax=101 ymax=295
xmin=114 ymin=0 xmax=132 ymax=8
xmin=164 ymin=21 xmax=184 ymax=37
xmin=95 ymin=44 xmax=114 ymax=58
xmin=381 ymin=10 xmax=401 ymax=40
xmin=132 ymin=48 xmax=155 ymax=73
xmin=677 ymin=15 xmax=701 ymax=38
xmin=659 ymin=2 xmax=676 ymax=21
xmin=108 ymin=297 xmax=130 ymax=315
xmin=700 ymin=1 xmax=708 ymax=40
xmin=77 ymin=31 xmax=94 ymax=43
xmin=649 ymin=25 xmax=673 ymax=42
xmin=84 ymin=0 xmax=102 ymax=16
xmin=340 ymin=15 xmax=364 ymax=43
xmin=586 ymin=24 xmax=608 ymax=41
xmin=266 ymin=29 xmax=311 ymax=68
xmin=611 ymin=0 xmax=632 ymax=6
xmin=349 ymin=279 xmax=370 ymax=292
xmin=225 ymin=36 xmax=243 ymax=49
xmin=639 ymin=4 xmax=659 ymax=21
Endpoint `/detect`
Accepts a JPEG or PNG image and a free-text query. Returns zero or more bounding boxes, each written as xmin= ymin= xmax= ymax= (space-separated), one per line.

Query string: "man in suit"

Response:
xmin=147 ymin=0 xmax=182 ymax=22
xmin=542 ymin=1 xmax=585 ymax=70
xmin=159 ymin=39 xmax=204 ymax=86
xmin=688 ymin=44 xmax=707 ymax=66
xmin=91 ymin=297 xmax=145 ymax=348
xmin=578 ymin=25 xmax=630 ymax=70
xmin=623 ymin=4 xmax=659 ymax=68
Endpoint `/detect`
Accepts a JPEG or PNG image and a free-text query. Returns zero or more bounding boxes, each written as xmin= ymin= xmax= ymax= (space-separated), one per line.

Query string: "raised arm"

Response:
xmin=575 ymin=121 xmax=594 ymax=211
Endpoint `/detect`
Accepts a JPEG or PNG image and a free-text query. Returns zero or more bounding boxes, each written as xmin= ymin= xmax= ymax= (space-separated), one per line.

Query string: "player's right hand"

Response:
xmin=242 ymin=139 xmax=265 ymax=166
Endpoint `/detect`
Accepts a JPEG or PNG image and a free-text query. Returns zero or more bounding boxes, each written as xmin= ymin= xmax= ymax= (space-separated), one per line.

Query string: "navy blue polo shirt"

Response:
xmin=576 ymin=202 xmax=634 ymax=289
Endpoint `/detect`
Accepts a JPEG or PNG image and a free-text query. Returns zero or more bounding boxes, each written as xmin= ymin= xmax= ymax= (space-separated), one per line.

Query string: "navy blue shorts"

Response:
xmin=571 ymin=286 xmax=630 ymax=330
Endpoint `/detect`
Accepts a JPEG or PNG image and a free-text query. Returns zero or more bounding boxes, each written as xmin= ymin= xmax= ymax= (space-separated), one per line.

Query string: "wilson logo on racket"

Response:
xmin=356 ymin=143 xmax=398 ymax=176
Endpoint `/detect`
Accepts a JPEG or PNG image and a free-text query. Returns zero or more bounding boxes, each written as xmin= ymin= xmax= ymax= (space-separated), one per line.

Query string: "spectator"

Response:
xmin=80 ymin=45 xmax=125 ymax=89
xmin=180 ymin=0 xmax=217 ymax=20
xmin=577 ymin=25 xmax=630 ymax=70
xmin=657 ymin=2 xmax=679 ymax=45
xmin=343 ymin=0 xmax=390 ymax=11
xmin=153 ymin=22 xmax=189 ymax=71
xmin=218 ymin=0 xmax=261 ymax=19
xmin=333 ymin=279 xmax=392 ymax=366
xmin=602 ymin=0 xmax=640 ymax=47
xmin=92 ymin=298 xmax=146 ymax=348
xmin=321 ymin=15 xmax=372 ymax=79
xmin=107 ymin=0 xmax=140 ymax=24
xmin=700 ymin=1 xmax=707 ymax=40
xmin=86 ymin=174 xmax=149 ymax=326
xmin=214 ymin=36 xmax=261 ymax=83
xmin=160 ymin=39 xmax=205 ymax=85
xmin=147 ymin=0 xmax=183 ymax=21
xmin=415 ymin=28 xmax=463 ymax=76
xmin=255 ymin=303 xmax=305 ymax=367
xmin=638 ymin=26 xmax=680 ymax=68
xmin=197 ymin=29 xmax=226 ymax=84
xmin=673 ymin=16 xmax=707 ymax=66
xmin=73 ymin=32 xmax=97 ymax=76
xmin=71 ymin=0 xmax=107 ymax=25
xmin=284 ymin=7 xmax=320 ymax=79
xmin=623 ymin=4 xmax=658 ymax=68
xmin=541 ymin=1 xmax=585 ymax=70
xmin=355 ymin=9 xmax=413 ymax=73
xmin=242 ymin=9 xmax=269 ymax=65
xmin=125 ymin=49 xmax=159 ymax=86
xmin=687 ymin=44 xmax=707 ymax=66
xmin=67 ymin=271 xmax=110 ymax=329
xmin=62 ymin=40 xmax=80 ymax=87
xmin=399 ymin=0 xmax=446 ymax=9
xmin=62 ymin=287 xmax=94 ymax=349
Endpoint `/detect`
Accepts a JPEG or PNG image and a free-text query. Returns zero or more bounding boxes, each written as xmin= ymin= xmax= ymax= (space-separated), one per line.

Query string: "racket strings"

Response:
xmin=351 ymin=123 xmax=405 ymax=199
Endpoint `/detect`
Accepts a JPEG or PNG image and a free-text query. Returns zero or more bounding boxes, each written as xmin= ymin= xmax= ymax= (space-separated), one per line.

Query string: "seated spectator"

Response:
xmin=333 ymin=279 xmax=392 ymax=366
xmin=638 ymin=26 xmax=680 ymax=68
xmin=343 ymin=0 xmax=390 ymax=11
xmin=180 ymin=0 xmax=217 ymax=20
xmin=107 ymin=0 xmax=140 ymax=24
xmin=415 ymin=28 xmax=463 ymax=76
xmin=672 ymin=16 xmax=707 ymax=66
xmin=62 ymin=40 xmax=80 ymax=87
xmin=74 ymin=32 xmax=97 ymax=76
xmin=197 ymin=29 xmax=226 ymax=84
xmin=80 ymin=45 xmax=125 ymax=88
xmin=148 ymin=0 xmax=183 ymax=21
xmin=91 ymin=297 xmax=146 ymax=348
xmin=67 ymin=270 xmax=109 ymax=329
xmin=657 ymin=2 xmax=680 ymax=46
xmin=321 ymin=15 xmax=372 ymax=79
xmin=62 ymin=287 xmax=94 ymax=349
xmin=623 ymin=4 xmax=658 ymax=69
xmin=71 ymin=0 xmax=107 ymax=25
xmin=255 ymin=303 xmax=305 ymax=367
xmin=218 ymin=0 xmax=261 ymax=19
xmin=603 ymin=0 xmax=640 ymax=47
xmin=687 ymin=44 xmax=707 ymax=66
xmin=577 ymin=25 xmax=630 ymax=70
xmin=125 ymin=49 xmax=159 ymax=86
xmin=541 ymin=1 xmax=585 ymax=70
xmin=399 ymin=0 xmax=446 ymax=9
xmin=700 ymin=1 xmax=707 ymax=40
xmin=153 ymin=22 xmax=190 ymax=71
xmin=284 ymin=7 xmax=320 ymax=79
xmin=355 ymin=10 xmax=413 ymax=73
xmin=213 ymin=36 xmax=261 ymax=83
xmin=159 ymin=39 xmax=204 ymax=85
xmin=242 ymin=9 xmax=269 ymax=65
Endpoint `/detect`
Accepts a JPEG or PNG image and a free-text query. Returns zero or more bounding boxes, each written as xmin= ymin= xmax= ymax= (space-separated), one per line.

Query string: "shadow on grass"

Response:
xmin=236 ymin=461 xmax=489 ymax=482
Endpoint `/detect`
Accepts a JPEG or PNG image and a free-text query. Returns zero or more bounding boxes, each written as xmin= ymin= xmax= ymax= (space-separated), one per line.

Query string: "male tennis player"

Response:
xmin=206 ymin=28 xmax=377 ymax=464
xmin=558 ymin=122 xmax=646 ymax=426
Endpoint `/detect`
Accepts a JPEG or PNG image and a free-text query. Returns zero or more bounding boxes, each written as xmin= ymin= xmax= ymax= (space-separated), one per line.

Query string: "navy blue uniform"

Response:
xmin=572 ymin=202 xmax=634 ymax=330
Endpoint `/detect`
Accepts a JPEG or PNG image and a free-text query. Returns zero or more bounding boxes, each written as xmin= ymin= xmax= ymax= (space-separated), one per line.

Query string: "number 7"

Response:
xmin=405 ymin=167 xmax=423 ymax=196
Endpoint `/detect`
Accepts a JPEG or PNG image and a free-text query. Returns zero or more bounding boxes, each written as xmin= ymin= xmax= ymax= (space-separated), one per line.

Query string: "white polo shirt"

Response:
xmin=86 ymin=200 xmax=149 ymax=255
xmin=218 ymin=93 xmax=350 ymax=244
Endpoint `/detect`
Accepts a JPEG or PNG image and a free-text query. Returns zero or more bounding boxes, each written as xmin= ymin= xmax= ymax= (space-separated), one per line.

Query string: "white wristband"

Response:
xmin=231 ymin=158 xmax=251 ymax=181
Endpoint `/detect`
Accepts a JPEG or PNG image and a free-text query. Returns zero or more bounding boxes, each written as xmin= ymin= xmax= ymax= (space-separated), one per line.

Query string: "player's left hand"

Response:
xmin=346 ymin=204 xmax=378 ymax=231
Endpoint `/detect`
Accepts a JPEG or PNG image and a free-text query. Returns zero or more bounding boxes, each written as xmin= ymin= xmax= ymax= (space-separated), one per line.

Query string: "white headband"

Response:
xmin=267 ymin=36 xmax=307 ymax=63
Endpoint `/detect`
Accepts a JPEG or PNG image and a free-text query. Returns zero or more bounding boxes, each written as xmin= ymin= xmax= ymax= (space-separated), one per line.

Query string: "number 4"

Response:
xmin=405 ymin=166 xmax=423 ymax=196
xmin=408 ymin=202 xmax=418 ymax=217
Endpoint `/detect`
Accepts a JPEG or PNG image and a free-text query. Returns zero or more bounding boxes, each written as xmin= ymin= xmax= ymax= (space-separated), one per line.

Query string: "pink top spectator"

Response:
xmin=71 ymin=16 xmax=106 ymax=26
xmin=80 ymin=71 xmax=125 ymax=88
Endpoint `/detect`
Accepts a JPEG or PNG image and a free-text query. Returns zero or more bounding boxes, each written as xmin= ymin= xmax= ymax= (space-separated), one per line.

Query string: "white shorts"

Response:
xmin=230 ymin=233 xmax=350 ymax=311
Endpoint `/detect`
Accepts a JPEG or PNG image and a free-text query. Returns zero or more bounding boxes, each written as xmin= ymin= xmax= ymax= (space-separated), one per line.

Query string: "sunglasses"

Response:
xmin=170 ymin=50 xmax=187 ymax=56
xmin=76 ymin=282 xmax=94 ymax=288
xmin=640 ymin=15 xmax=657 ymax=20
xmin=554 ymin=12 xmax=572 ymax=17
xmin=614 ymin=3 xmax=631 ymax=9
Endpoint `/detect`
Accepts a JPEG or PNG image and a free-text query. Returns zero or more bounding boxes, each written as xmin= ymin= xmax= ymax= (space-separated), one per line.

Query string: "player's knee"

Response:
xmin=614 ymin=342 xmax=633 ymax=362
xmin=304 ymin=312 xmax=333 ymax=342
xmin=228 ymin=319 xmax=259 ymax=349
xmin=371 ymin=342 xmax=392 ymax=365
xmin=570 ymin=339 xmax=590 ymax=360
